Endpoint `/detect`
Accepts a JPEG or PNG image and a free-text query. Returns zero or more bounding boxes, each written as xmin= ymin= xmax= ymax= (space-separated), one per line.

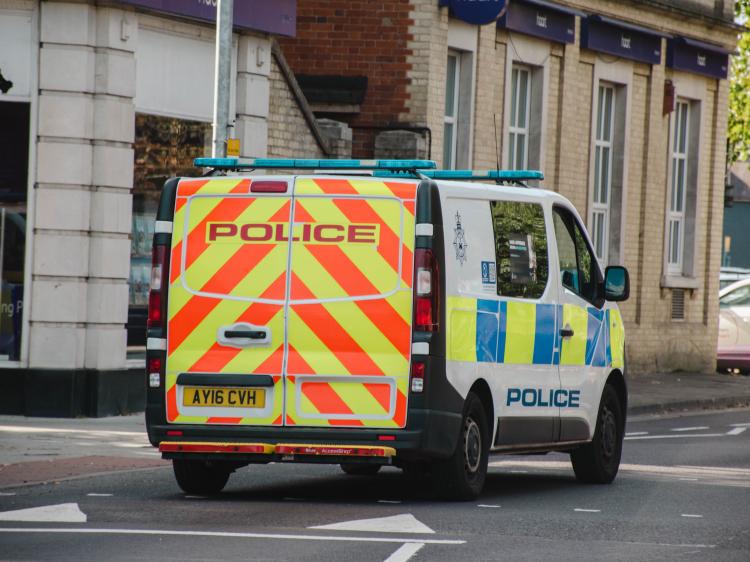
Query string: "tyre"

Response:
xmin=340 ymin=463 xmax=381 ymax=476
xmin=172 ymin=459 xmax=231 ymax=495
xmin=431 ymin=392 xmax=489 ymax=501
xmin=571 ymin=384 xmax=624 ymax=484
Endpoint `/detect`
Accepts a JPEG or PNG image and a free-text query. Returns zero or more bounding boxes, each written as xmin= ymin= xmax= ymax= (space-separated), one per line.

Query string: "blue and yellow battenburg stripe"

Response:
xmin=447 ymin=296 xmax=624 ymax=369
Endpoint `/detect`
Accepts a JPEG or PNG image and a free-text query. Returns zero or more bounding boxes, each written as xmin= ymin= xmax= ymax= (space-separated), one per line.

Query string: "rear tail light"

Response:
xmin=410 ymin=361 xmax=425 ymax=393
xmin=148 ymin=357 xmax=162 ymax=388
xmin=147 ymin=245 xmax=168 ymax=329
xmin=413 ymin=248 xmax=439 ymax=331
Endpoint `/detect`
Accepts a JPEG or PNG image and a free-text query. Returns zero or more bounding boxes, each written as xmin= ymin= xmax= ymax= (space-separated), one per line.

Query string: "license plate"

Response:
xmin=182 ymin=387 xmax=266 ymax=408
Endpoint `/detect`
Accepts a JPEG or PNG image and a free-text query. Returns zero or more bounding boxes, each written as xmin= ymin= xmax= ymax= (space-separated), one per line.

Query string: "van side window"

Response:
xmin=490 ymin=201 xmax=549 ymax=299
xmin=553 ymin=207 xmax=601 ymax=304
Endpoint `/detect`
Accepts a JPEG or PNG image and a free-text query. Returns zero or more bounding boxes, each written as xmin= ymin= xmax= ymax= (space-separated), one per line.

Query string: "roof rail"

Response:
xmin=194 ymin=157 xmax=437 ymax=170
xmin=373 ymin=169 xmax=544 ymax=182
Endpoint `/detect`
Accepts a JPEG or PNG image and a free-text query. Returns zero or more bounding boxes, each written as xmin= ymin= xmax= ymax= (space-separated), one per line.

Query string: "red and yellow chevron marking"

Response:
xmin=285 ymin=178 xmax=418 ymax=428
xmin=166 ymin=177 xmax=288 ymax=426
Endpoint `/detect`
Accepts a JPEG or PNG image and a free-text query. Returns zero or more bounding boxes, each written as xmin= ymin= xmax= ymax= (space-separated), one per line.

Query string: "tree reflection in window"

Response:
xmin=490 ymin=201 xmax=549 ymax=299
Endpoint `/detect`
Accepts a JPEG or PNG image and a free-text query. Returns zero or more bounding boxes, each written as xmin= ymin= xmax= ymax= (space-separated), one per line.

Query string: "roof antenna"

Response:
xmin=493 ymin=113 xmax=502 ymax=185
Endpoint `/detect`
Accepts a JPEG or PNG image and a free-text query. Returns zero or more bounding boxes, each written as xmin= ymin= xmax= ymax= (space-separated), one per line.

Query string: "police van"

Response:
xmin=145 ymin=158 xmax=629 ymax=500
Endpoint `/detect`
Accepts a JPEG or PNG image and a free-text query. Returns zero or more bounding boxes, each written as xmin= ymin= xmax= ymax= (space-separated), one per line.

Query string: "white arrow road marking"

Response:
xmin=384 ymin=542 xmax=425 ymax=562
xmin=0 ymin=528 xmax=463 ymax=545
xmin=310 ymin=514 xmax=435 ymax=534
xmin=0 ymin=503 xmax=86 ymax=523
xmin=726 ymin=427 xmax=747 ymax=436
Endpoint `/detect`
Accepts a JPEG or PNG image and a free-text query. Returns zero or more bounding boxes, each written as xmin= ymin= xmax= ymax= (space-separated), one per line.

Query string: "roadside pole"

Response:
xmin=212 ymin=0 xmax=234 ymax=158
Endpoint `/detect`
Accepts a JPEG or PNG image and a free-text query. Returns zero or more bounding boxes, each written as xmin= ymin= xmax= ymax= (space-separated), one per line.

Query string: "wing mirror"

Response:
xmin=603 ymin=266 xmax=630 ymax=302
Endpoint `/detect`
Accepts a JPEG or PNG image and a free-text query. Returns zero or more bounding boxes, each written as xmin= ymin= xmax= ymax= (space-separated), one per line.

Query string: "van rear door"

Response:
xmin=165 ymin=177 xmax=291 ymax=426
xmin=285 ymin=176 xmax=419 ymax=428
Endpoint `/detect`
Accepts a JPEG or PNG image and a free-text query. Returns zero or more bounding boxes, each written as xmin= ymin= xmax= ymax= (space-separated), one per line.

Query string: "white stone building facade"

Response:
xmin=0 ymin=0 xmax=326 ymax=415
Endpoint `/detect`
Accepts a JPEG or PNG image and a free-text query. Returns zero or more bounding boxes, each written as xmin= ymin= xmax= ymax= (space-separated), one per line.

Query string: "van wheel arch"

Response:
xmin=469 ymin=379 xmax=495 ymax=441
xmin=605 ymin=370 xmax=627 ymax=430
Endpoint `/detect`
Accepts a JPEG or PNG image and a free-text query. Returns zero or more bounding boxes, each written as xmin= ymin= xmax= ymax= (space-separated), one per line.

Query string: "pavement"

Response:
xmin=0 ymin=371 xmax=748 ymax=489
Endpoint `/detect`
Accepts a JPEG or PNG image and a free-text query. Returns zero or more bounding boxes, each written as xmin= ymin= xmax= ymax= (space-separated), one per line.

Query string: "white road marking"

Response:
xmin=625 ymin=431 xmax=648 ymax=436
xmin=729 ymin=422 xmax=750 ymax=427
xmin=477 ymin=504 xmax=500 ymax=508
xmin=0 ymin=425 xmax=143 ymax=437
xmin=510 ymin=470 xmax=528 ymax=474
xmin=574 ymin=509 xmax=600 ymax=513
xmin=311 ymin=514 xmax=435 ymax=534
xmin=0 ymin=492 xmax=16 ymax=496
xmin=671 ymin=426 xmax=709 ymax=432
xmin=681 ymin=514 xmax=703 ymax=518
xmin=628 ymin=541 xmax=714 ymax=549
xmin=627 ymin=427 xmax=747 ymax=441
xmin=377 ymin=500 xmax=402 ymax=504
xmin=679 ymin=478 xmax=699 ymax=481
xmin=183 ymin=495 xmax=208 ymax=500
xmin=383 ymin=542 xmax=425 ymax=562
xmin=626 ymin=433 xmax=725 ymax=441
xmin=86 ymin=493 xmax=113 ymax=497
xmin=0 ymin=528 xmax=464 ymax=545
xmin=489 ymin=460 xmax=750 ymax=485
xmin=0 ymin=503 xmax=86 ymax=523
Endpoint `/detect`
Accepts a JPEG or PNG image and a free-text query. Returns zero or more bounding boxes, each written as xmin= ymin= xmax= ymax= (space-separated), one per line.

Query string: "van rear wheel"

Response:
xmin=431 ymin=392 xmax=489 ymax=501
xmin=570 ymin=384 xmax=624 ymax=484
xmin=172 ymin=459 xmax=231 ymax=495
xmin=340 ymin=463 xmax=381 ymax=476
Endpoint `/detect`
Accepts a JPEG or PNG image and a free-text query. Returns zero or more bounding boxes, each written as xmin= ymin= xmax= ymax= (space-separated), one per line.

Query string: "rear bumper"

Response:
xmin=146 ymin=406 xmax=461 ymax=464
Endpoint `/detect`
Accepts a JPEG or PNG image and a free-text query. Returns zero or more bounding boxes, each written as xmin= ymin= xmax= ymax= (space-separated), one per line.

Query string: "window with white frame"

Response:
xmin=588 ymin=80 xmax=627 ymax=266
xmin=508 ymin=65 xmax=531 ymax=170
xmin=666 ymin=99 xmax=699 ymax=277
xmin=591 ymin=84 xmax=615 ymax=264
xmin=443 ymin=52 xmax=460 ymax=169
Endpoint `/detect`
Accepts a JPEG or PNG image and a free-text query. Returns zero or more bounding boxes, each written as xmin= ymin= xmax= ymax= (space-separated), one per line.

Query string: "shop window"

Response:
xmin=443 ymin=49 xmax=473 ymax=169
xmin=128 ymin=114 xmax=211 ymax=347
xmin=0 ymin=102 xmax=29 ymax=361
xmin=589 ymin=81 xmax=627 ymax=266
xmin=489 ymin=200 xmax=549 ymax=299
xmin=666 ymin=99 xmax=700 ymax=277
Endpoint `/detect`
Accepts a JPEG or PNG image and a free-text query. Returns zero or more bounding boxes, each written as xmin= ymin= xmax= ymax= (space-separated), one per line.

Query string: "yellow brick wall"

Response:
xmin=404 ymin=0 xmax=736 ymax=373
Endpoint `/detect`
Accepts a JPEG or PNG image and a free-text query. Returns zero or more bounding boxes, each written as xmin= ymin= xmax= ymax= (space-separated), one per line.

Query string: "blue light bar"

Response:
xmin=194 ymin=157 xmax=437 ymax=170
xmin=374 ymin=169 xmax=544 ymax=181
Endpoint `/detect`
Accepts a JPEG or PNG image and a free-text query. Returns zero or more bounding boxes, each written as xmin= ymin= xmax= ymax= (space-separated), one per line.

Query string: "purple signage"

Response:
xmin=116 ymin=0 xmax=296 ymax=37
xmin=498 ymin=0 xmax=579 ymax=45
xmin=439 ymin=0 xmax=508 ymax=25
xmin=581 ymin=15 xmax=664 ymax=66
xmin=667 ymin=37 xmax=730 ymax=80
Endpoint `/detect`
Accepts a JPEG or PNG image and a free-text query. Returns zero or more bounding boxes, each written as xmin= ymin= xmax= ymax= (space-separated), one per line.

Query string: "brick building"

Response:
xmin=280 ymin=0 xmax=739 ymax=374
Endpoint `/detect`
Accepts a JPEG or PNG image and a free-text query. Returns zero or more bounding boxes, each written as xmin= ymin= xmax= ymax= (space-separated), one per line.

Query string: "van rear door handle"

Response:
xmin=217 ymin=323 xmax=271 ymax=348
xmin=225 ymin=330 xmax=267 ymax=339
xmin=560 ymin=327 xmax=575 ymax=338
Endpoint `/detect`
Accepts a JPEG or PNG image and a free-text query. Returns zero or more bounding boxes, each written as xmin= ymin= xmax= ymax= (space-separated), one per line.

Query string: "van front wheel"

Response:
xmin=172 ymin=459 xmax=231 ymax=495
xmin=431 ymin=392 xmax=489 ymax=500
xmin=570 ymin=384 xmax=624 ymax=484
